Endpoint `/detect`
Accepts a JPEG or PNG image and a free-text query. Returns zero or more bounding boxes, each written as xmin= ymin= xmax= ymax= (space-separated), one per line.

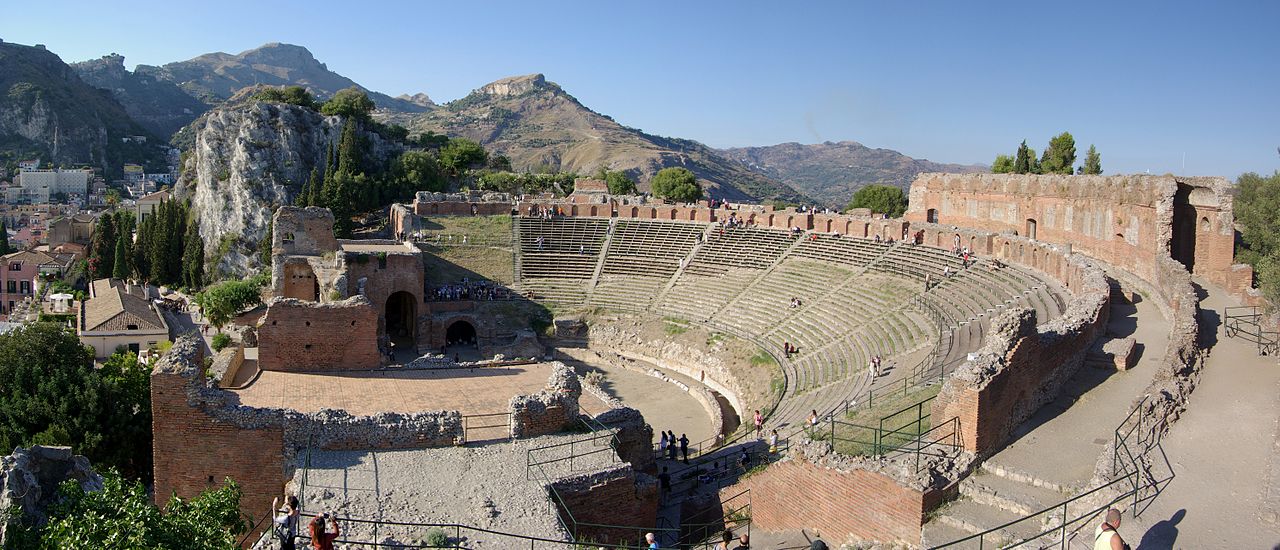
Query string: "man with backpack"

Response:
xmin=272 ymin=494 xmax=301 ymax=550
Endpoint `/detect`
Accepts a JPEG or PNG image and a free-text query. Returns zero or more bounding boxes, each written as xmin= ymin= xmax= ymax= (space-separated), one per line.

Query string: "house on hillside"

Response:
xmin=78 ymin=278 xmax=170 ymax=358
xmin=0 ymin=250 xmax=65 ymax=316
xmin=47 ymin=213 xmax=95 ymax=248
xmin=135 ymin=189 xmax=170 ymax=223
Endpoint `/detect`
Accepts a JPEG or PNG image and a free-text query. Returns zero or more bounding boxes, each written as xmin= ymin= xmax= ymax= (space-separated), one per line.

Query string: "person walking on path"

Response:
xmin=1094 ymin=508 xmax=1128 ymax=550
xmin=769 ymin=429 xmax=779 ymax=454
xmin=753 ymin=410 xmax=764 ymax=439
xmin=678 ymin=433 xmax=690 ymax=464
xmin=271 ymin=495 xmax=300 ymax=550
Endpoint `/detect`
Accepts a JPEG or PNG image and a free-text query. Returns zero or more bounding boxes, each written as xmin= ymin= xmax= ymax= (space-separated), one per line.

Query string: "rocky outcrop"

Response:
xmin=0 ymin=446 xmax=103 ymax=545
xmin=177 ymin=97 xmax=400 ymax=276
xmin=71 ymin=53 xmax=209 ymax=137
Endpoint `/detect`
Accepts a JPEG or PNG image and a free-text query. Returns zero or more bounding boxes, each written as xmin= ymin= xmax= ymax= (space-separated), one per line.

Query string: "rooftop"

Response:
xmin=82 ymin=278 xmax=166 ymax=333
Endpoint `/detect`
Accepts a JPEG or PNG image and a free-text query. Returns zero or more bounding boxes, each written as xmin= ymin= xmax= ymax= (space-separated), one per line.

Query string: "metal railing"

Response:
xmin=290 ymin=511 xmax=672 ymax=549
xmin=460 ymin=412 xmax=512 ymax=444
xmin=930 ymin=396 xmax=1176 ymax=549
xmin=1223 ymin=305 xmax=1279 ymax=355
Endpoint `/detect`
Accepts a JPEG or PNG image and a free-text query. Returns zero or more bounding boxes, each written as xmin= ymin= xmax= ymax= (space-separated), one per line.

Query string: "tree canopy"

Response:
xmin=845 ymin=184 xmax=908 ymax=217
xmin=439 ymin=138 xmax=489 ymax=176
xmin=252 ymin=85 xmax=319 ymax=110
xmin=995 ymin=133 xmax=1095 ymax=175
xmin=649 ymin=167 xmax=702 ymax=202
xmin=0 ymin=325 xmax=152 ymax=479
xmin=1234 ymin=171 xmax=1280 ymax=307
xmin=595 ymin=167 xmax=637 ymax=195
xmin=320 ymin=87 xmax=376 ymax=120
xmin=195 ymin=279 xmax=264 ymax=332
xmin=1083 ymin=144 xmax=1102 ymax=175
xmin=991 ymin=154 xmax=1015 ymax=174
xmin=13 ymin=473 xmax=248 ymax=549
xmin=1039 ymin=132 xmax=1077 ymax=174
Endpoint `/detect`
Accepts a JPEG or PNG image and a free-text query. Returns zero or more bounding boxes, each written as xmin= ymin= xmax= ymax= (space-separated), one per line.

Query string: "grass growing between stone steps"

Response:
xmin=420 ymin=215 xmax=514 ymax=284
xmin=815 ymin=383 xmax=942 ymax=457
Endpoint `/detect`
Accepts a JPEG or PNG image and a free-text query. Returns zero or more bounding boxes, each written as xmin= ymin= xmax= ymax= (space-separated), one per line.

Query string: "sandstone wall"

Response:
xmin=256 ymin=296 xmax=381 ymax=372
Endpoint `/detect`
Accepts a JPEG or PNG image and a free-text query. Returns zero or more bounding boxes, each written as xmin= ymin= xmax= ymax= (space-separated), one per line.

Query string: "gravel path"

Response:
xmin=290 ymin=433 xmax=620 ymax=548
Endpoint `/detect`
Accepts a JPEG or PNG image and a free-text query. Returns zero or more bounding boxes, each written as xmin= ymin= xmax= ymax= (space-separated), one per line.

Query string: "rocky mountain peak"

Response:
xmin=396 ymin=92 xmax=435 ymax=107
xmin=479 ymin=73 xmax=548 ymax=97
xmin=239 ymin=42 xmax=325 ymax=69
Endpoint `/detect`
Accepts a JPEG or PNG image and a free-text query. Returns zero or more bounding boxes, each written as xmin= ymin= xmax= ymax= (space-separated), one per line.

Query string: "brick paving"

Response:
xmin=231 ymin=363 xmax=559 ymax=416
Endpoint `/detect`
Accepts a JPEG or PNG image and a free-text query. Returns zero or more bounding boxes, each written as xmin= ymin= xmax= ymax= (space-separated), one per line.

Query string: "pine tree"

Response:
xmin=1083 ymin=145 xmax=1103 ymax=175
xmin=111 ymin=235 xmax=129 ymax=280
xmin=0 ymin=222 xmax=11 ymax=256
xmin=1039 ymin=132 xmax=1077 ymax=174
xmin=89 ymin=215 xmax=118 ymax=279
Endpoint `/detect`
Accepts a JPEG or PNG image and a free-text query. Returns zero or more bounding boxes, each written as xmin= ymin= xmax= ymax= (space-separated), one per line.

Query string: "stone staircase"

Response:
xmin=922 ymin=461 xmax=1069 ymax=548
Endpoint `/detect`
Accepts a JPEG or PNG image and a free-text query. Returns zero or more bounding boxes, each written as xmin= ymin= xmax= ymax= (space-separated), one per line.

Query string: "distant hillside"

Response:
xmin=721 ymin=141 xmax=986 ymax=207
xmin=393 ymin=74 xmax=808 ymax=203
xmin=137 ymin=42 xmax=431 ymax=113
xmin=0 ymin=42 xmax=163 ymax=176
xmin=71 ymin=53 xmax=210 ymax=138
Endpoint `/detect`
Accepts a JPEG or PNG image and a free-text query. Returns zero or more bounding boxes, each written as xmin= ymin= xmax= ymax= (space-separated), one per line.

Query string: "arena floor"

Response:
xmin=230 ymin=363 xmax=564 ymax=416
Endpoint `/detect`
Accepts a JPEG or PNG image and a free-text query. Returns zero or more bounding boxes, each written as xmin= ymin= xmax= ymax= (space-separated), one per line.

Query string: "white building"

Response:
xmin=10 ymin=169 xmax=91 ymax=203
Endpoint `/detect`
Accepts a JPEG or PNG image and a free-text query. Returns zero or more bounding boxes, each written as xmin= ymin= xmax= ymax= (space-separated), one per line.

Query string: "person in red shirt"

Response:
xmin=309 ymin=513 xmax=340 ymax=550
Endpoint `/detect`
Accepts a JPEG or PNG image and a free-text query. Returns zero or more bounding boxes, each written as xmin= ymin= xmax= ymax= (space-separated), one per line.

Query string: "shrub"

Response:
xmin=210 ymin=333 xmax=231 ymax=352
xmin=424 ymin=527 xmax=449 ymax=547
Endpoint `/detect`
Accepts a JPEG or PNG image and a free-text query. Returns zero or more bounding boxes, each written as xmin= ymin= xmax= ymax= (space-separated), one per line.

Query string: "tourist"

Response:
xmin=679 ymin=433 xmax=690 ymax=464
xmin=714 ymin=530 xmax=735 ymax=550
xmin=807 ymin=409 xmax=819 ymax=432
xmin=272 ymin=495 xmax=300 ymax=550
xmin=667 ymin=431 xmax=678 ymax=460
xmin=753 ymin=410 xmax=763 ymax=439
xmin=868 ymin=358 xmax=877 ymax=380
xmin=734 ymin=533 xmax=750 ymax=549
xmin=646 ymin=532 xmax=659 ymax=549
xmin=659 ymin=431 xmax=669 ymax=456
xmin=1094 ymin=508 xmax=1128 ymax=550
xmin=769 ymin=429 xmax=779 ymax=454
xmin=737 ymin=448 xmax=751 ymax=472
xmin=308 ymin=513 xmax=340 ymax=550
xmin=943 ymin=265 xmax=951 ymax=278
xmin=579 ymin=244 xmax=585 ymax=255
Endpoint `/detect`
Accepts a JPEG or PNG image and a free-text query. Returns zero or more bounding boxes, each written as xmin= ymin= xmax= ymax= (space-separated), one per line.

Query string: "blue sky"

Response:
xmin=7 ymin=0 xmax=1278 ymax=178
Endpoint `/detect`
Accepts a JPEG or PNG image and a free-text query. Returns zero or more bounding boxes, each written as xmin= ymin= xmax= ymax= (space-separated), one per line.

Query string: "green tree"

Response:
xmin=439 ymin=138 xmax=489 ymax=176
xmin=29 ymin=473 xmax=248 ymax=549
xmin=1083 ymin=144 xmax=1102 ymax=175
xmin=1039 ymin=132 xmax=1077 ymax=174
xmin=319 ymin=87 xmax=376 ymax=120
xmin=182 ymin=220 xmax=205 ymax=289
xmin=649 ymin=167 xmax=702 ymax=202
xmin=111 ymin=234 xmax=129 ymax=280
xmin=595 ymin=167 xmax=637 ymax=195
xmin=195 ymin=279 xmax=264 ymax=333
xmin=393 ymin=150 xmax=446 ymax=193
xmin=1235 ymin=172 xmax=1280 ymax=307
xmin=845 ymin=184 xmax=908 ymax=217
xmin=0 ymin=324 xmax=152 ymax=479
xmin=253 ymin=85 xmax=320 ymax=110
xmin=0 ymin=221 xmax=11 ymax=255
xmin=992 ymin=154 xmax=1015 ymax=174
xmin=258 ymin=218 xmax=273 ymax=268
xmin=1012 ymin=140 xmax=1036 ymax=174
xmin=336 ymin=119 xmax=365 ymax=176
xmin=88 ymin=214 xmax=117 ymax=279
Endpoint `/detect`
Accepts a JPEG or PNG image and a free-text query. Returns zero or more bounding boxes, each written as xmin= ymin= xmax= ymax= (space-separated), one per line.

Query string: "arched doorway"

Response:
xmin=1025 ymin=218 xmax=1038 ymax=240
xmin=446 ymin=320 xmax=477 ymax=346
xmin=385 ymin=291 xmax=416 ymax=360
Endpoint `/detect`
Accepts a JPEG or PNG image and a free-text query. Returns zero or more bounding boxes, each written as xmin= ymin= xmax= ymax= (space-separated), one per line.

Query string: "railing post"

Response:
xmin=1059 ymin=502 xmax=1068 ymax=549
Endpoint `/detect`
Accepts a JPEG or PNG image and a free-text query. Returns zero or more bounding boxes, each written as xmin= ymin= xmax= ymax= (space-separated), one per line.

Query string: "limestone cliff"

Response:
xmin=177 ymin=92 xmax=400 ymax=276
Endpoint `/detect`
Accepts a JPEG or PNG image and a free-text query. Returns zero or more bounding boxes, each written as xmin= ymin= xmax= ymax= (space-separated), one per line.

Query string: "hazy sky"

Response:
xmin=7 ymin=0 xmax=1278 ymax=178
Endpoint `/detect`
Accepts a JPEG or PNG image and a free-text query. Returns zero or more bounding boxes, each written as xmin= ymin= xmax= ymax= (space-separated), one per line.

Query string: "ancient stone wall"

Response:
xmin=548 ymin=465 xmax=659 ymax=546
xmin=724 ymin=440 xmax=964 ymax=546
xmin=256 ymin=296 xmax=381 ymax=372
xmin=273 ymin=206 xmax=338 ymax=257
xmin=0 ymin=446 xmax=103 ymax=545
xmin=509 ymin=362 xmax=582 ymax=438
xmin=152 ymin=335 xmax=463 ymax=531
xmin=594 ymin=407 xmax=656 ymax=472
xmin=931 ymin=252 xmax=1110 ymax=456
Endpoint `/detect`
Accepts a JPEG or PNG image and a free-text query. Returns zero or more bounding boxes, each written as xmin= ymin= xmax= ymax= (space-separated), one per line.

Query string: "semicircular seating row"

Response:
xmin=512 ymin=216 xmax=1069 ymax=431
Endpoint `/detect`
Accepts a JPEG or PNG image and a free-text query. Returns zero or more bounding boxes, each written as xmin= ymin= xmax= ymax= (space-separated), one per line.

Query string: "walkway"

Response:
xmin=1125 ymin=280 xmax=1280 ymax=548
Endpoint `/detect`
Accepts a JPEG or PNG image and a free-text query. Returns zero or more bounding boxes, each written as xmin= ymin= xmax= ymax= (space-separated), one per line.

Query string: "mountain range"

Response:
xmin=0 ymin=40 xmax=984 ymax=204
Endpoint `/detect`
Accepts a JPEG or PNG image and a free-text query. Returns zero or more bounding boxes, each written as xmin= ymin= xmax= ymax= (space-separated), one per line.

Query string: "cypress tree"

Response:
xmin=336 ymin=120 xmax=361 ymax=176
xmin=112 ymin=235 xmax=129 ymax=280
xmin=133 ymin=214 xmax=152 ymax=282
xmin=0 ymin=222 xmax=10 ymax=256
xmin=1013 ymin=140 xmax=1033 ymax=174
xmin=1083 ymin=145 xmax=1103 ymax=175
xmin=89 ymin=215 xmax=117 ymax=279
xmin=306 ymin=167 xmax=322 ymax=207
xmin=181 ymin=220 xmax=204 ymax=289
xmin=148 ymin=200 xmax=170 ymax=284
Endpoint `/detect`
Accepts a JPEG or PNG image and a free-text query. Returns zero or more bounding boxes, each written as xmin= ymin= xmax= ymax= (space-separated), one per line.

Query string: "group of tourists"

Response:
xmin=782 ymin=341 xmax=800 ymax=358
xmin=658 ymin=430 xmax=692 ymax=463
xmin=427 ymin=280 xmax=509 ymax=301
xmin=868 ymin=354 xmax=884 ymax=379
xmin=788 ymin=296 xmax=804 ymax=309
xmin=270 ymin=495 xmax=340 ymax=550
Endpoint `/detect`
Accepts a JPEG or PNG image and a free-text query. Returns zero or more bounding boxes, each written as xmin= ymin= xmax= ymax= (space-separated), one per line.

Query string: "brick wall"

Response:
xmin=151 ymin=368 xmax=285 ymax=540
xmin=509 ymin=362 xmax=582 ymax=438
xmin=257 ymin=297 xmax=381 ymax=372
xmin=723 ymin=453 xmax=944 ymax=545
xmin=549 ymin=466 xmax=659 ymax=546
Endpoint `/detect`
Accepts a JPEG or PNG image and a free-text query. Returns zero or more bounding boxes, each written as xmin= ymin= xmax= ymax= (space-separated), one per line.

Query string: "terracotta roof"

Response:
xmin=137 ymin=190 xmax=171 ymax=202
xmin=2 ymin=250 xmax=57 ymax=266
xmin=82 ymin=278 xmax=166 ymax=332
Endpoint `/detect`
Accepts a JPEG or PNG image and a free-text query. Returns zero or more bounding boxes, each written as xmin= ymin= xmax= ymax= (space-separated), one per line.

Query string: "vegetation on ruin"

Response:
xmin=650 ymin=167 xmax=702 ymax=202
xmin=5 ymin=473 xmax=248 ymax=549
xmin=992 ymin=132 xmax=1100 ymax=175
xmin=844 ymin=184 xmax=907 ymax=217
xmin=210 ymin=332 xmax=232 ymax=352
xmin=0 ymin=325 xmax=153 ymax=480
xmin=816 ymin=383 xmax=941 ymax=457
xmin=595 ymin=167 xmax=638 ymax=195
xmin=1233 ymin=171 xmax=1280 ymax=307
xmin=195 ymin=277 xmax=266 ymax=332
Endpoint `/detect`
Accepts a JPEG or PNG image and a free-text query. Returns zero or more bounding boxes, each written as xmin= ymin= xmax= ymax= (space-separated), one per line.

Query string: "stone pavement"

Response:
xmin=1124 ymin=281 xmax=1280 ymax=549
xmin=231 ymin=363 xmax=556 ymax=416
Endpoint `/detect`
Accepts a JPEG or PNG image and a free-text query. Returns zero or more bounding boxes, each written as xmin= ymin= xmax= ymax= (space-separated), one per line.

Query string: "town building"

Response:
xmin=135 ymin=189 xmax=170 ymax=222
xmin=7 ymin=168 xmax=91 ymax=203
xmin=78 ymin=278 xmax=169 ymax=358
xmin=47 ymin=213 xmax=96 ymax=248
xmin=0 ymin=250 xmax=65 ymax=316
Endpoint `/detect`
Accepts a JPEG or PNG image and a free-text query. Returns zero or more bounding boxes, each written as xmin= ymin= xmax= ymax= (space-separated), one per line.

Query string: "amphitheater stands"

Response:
xmin=512 ymin=216 xmax=1071 ymax=432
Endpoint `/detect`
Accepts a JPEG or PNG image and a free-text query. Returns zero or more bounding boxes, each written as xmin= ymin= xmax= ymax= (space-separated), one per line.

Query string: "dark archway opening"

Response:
xmin=1171 ymin=184 xmax=1198 ymax=273
xmin=446 ymin=320 xmax=477 ymax=347
xmin=385 ymin=291 xmax=416 ymax=360
xmin=926 ymin=208 xmax=939 ymax=223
